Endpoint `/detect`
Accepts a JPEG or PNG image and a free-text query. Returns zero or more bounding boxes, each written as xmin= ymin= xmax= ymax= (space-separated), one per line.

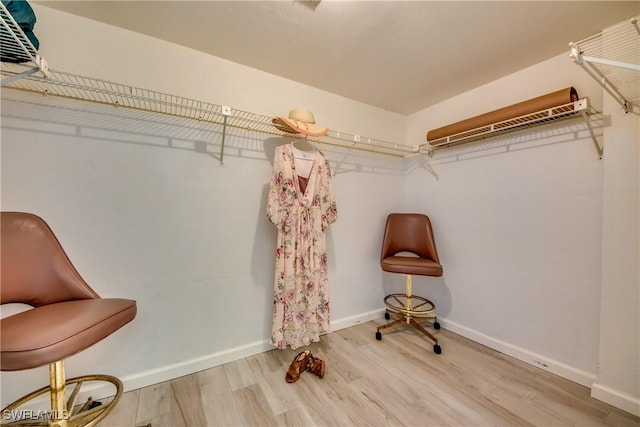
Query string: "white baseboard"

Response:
xmin=121 ymin=308 xmax=385 ymax=394
xmin=121 ymin=310 xmax=594 ymax=395
xmin=16 ymin=339 xmax=276 ymax=412
xmin=331 ymin=308 xmax=386 ymax=332
xmin=50 ymin=308 xmax=388 ymax=405
xmin=121 ymin=339 xmax=274 ymax=393
xmin=439 ymin=318 xmax=597 ymax=388
xmin=591 ymin=382 xmax=640 ymax=417
xmin=118 ymin=313 xmax=637 ymax=418
xmin=421 ymin=318 xmax=640 ymax=416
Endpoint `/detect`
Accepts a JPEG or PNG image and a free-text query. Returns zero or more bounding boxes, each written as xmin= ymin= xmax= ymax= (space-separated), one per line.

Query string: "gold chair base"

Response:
xmin=1 ymin=362 xmax=123 ymax=427
xmin=377 ymin=312 xmax=439 ymax=343
xmin=376 ymin=275 xmax=442 ymax=354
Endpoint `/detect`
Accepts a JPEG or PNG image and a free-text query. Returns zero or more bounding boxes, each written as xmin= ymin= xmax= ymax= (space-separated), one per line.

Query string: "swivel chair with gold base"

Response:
xmin=375 ymin=213 xmax=443 ymax=354
xmin=0 ymin=212 xmax=137 ymax=426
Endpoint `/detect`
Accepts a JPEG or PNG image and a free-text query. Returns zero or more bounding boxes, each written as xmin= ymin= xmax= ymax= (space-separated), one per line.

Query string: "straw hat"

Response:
xmin=272 ymin=108 xmax=329 ymax=137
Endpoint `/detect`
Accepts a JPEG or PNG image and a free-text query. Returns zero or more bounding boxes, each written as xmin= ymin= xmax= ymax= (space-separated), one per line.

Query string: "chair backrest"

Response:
xmin=380 ymin=213 xmax=440 ymax=263
xmin=1 ymin=212 xmax=99 ymax=307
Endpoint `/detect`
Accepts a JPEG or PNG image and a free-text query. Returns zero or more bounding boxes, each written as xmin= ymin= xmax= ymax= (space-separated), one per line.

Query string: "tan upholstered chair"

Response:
xmin=0 ymin=212 xmax=137 ymax=426
xmin=376 ymin=213 xmax=443 ymax=354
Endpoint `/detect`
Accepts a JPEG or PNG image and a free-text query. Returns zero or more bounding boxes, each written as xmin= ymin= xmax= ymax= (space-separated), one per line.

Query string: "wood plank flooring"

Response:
xmin=99 ymin=320 xmax=640 ymax=427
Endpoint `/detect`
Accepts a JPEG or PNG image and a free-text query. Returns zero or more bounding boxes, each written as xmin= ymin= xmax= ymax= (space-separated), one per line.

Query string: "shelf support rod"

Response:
xmin=1 ymin=66 xmax=39 ymax=86
xmin=220 ymin=105 xmax=231 ymax=165
xmin=220 ymin=116 xmax=227 ymax=165
xmin=421 ymin=152 xmax=439 ymax=180
xmin=581 ymin=108 xmax=602 ymax=158
xmin=578 ymin=55 xmax=640 ymax=72
xmin=333 ymin=137 xmax=359 ymax=177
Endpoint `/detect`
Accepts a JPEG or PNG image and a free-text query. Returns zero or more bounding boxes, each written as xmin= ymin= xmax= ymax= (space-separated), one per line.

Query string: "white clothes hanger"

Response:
xmin=290 ymin=136 xmax=319 ymax=161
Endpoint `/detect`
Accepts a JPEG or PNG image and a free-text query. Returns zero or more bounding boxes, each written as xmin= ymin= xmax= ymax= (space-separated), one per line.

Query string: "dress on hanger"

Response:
xmin=267 ymin=144 xmax=338 ymax=349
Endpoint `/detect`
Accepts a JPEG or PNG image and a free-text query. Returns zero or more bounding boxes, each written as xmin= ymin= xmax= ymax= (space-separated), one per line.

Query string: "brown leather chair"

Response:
xmin=0 ymin=212 xmax=137 ymax=426
xmin=375 ymin=213 xmax=443 ymax=354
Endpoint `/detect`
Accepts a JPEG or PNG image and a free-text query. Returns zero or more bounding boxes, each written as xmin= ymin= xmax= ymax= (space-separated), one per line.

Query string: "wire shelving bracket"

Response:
xmin=0 ymin=2 xmax=49 ymax=86
xmin=570 ymin=16 xmax=639 ymax=114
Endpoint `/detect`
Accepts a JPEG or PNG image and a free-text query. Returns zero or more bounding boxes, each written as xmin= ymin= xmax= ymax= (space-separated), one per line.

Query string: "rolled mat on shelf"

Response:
xmin=426 ymin=87 xmax=579 ymax=144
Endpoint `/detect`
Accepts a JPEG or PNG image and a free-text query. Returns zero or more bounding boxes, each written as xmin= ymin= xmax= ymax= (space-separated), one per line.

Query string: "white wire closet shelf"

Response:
xmin=0 ymin=1 xmax=602 ymax=166
xmin=419 ymin=98 xmax=602 ymax=157
xmin=1 ymin=59 xmax=603 ymax=160
xmin=0 ymin=62 xmax=421 ymax=161
xmin=570 ymin=16 xmax=640 ymax=113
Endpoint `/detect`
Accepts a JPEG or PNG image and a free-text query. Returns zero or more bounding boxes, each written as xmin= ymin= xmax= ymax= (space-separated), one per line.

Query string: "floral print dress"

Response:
xmin=267 ymin=144 xmax=338 ymax=349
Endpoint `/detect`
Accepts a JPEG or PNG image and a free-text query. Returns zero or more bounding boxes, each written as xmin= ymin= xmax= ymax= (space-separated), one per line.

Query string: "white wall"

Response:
xmin=2 ymin=4 xmax=638 ymax=417
xmin=405 ymin=52 xmax=639 ymax=414
xmin=592 ymin=94 xmax=640 ymax=414
xmin=0 ymin=6 xmax=405 ymax=406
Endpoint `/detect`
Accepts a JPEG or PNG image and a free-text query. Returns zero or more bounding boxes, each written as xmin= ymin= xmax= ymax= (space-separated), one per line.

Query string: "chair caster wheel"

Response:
xmin=384 ymin=311 xmax=391 ymax=320
xmin=434 ymin=344 xmax=442 ymax=354
xmin=375 ymin=331 xmax=382 ymax=341
xmin=434 ymin=321 xmax=441 ymax=330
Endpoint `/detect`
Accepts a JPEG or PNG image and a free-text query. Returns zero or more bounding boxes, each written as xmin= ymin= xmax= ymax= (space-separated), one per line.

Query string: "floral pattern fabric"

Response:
xmin=267 ymin=144 xmax=338 ymax=349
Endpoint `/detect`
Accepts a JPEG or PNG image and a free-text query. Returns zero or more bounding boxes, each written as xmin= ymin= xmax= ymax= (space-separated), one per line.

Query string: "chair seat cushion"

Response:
xmin=1 ymin=298 xmax=137 ymax=371
xmin=381 ymin=256 xmax=443 ymax=277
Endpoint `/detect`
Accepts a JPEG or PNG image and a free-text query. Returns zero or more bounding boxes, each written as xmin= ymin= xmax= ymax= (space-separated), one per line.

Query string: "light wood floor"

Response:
xmin=99 ymin=319 xmax=640 ymax=427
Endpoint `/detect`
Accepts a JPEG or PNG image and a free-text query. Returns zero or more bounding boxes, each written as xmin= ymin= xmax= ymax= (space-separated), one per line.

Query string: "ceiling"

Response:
xmin=37 ymin=1 xmax=639 ymax=115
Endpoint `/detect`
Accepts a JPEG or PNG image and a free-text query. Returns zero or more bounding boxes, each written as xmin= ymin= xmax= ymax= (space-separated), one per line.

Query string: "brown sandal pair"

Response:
xmin=285 ymin=349 xmax=325 ymax=383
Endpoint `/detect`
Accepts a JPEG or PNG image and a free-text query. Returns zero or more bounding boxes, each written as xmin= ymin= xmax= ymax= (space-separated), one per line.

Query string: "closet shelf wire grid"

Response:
xmin=0 ymin=4 xmax=36 ymax=63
